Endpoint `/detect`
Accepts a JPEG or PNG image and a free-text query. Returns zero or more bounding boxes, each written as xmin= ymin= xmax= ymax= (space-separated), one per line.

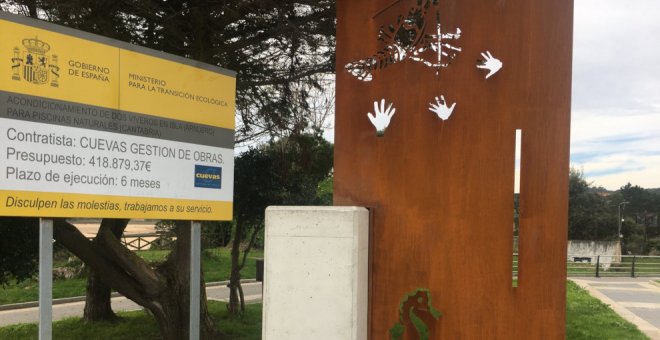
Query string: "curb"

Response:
xmin=0 ymin=279 xmax=258 ymax=312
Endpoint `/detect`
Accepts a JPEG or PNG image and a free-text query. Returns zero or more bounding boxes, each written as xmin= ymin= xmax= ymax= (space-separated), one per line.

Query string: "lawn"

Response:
xmin=198 ymin=248 xmax=263 ymax=283
xmin=566 ymin=280 xmax=649 ymax=340
xmin=0 ymin=278 xmax=88 ymax=305
xmin=621 ymin=257 xmax=660 ymax=276
xmin=0 ymin=281 xmax=649 ymax=339
xmin=0 ymin=301 xmax=262 ymax=340
xmin=0 ymin=247 xmax=263 ymax=305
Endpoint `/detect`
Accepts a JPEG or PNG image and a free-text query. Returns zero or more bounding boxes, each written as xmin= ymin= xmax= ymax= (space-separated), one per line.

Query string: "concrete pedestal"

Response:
xmin=262 ymin=206 xmax=369 ymax=340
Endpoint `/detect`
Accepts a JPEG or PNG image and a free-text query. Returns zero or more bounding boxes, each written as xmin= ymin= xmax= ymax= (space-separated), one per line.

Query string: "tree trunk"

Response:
xmin=83 ymin=219 xmax=128 ymax=322
xmin=53 ymin=219 xmax=222 ymax=339
xmin=83 ymin=273 xmax=117 ymax=322
xmin=153 ymin=222 xmax=218 ymax=339
xmin=229 ymin=221 xmax=263 ymax=314
xmin=228 ymin=221 xmax=243 ymax=314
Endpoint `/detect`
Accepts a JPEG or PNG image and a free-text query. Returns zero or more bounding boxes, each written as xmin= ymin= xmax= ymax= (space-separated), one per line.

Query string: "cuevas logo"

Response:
xmin=194 ymin=165 xmax=222 ymax=189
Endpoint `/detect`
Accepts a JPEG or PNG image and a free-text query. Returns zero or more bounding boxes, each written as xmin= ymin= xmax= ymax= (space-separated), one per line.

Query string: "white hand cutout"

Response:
xmin=367 ymin=99 xmax=396 ymax=136
xmin=429 ymin=95 xmax=456 ymax=120
xmin=477 ymin=51 xmax=503 ymax=79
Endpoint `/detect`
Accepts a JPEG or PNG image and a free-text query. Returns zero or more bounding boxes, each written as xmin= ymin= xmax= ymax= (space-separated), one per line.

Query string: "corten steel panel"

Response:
xmin=334 ymin=0 xmax=573 ymax=339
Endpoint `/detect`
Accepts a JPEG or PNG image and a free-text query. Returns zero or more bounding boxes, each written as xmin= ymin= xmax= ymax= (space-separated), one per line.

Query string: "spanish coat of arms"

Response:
xmin=11 ymin=36 xmax=60 ymax=87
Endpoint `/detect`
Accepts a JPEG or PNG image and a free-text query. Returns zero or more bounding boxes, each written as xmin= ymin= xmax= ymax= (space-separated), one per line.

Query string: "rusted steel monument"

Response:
xmin=334 ymin=0 xmax=573 ymax=339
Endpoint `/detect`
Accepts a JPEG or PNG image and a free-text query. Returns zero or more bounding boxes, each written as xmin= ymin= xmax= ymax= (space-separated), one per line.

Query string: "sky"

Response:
xmin=571 ymin=0 xmax=660 ymax=190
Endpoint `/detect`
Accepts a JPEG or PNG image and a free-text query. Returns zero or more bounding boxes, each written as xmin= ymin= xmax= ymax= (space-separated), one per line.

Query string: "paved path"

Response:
xmin=0 ymin=282 xmax=262 ymax=327
xmin=571 ymin=277 xmax=660 ymax=340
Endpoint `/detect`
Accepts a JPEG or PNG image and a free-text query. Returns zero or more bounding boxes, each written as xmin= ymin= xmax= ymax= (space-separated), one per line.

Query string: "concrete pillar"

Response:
xmin=262 ymin=206 xmax=369 ymax=340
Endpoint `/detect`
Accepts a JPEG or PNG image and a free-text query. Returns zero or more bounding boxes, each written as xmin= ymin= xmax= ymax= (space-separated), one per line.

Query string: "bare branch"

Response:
xmin=96 ymin=222 xmax=163 ymax=295
xmin=52 ymin=219 xmax=158 ymax=308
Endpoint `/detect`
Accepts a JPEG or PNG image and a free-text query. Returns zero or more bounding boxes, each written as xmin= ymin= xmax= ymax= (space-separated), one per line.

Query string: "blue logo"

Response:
xmin=194 ymin=165 xmax=222 ymax=189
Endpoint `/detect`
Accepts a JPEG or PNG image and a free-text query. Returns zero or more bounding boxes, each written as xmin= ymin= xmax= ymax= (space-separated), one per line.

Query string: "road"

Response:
xmin=571 ymin=277 xmax=660 ymax=340
xmin=0 ymin=282 xmax=262 ymax=327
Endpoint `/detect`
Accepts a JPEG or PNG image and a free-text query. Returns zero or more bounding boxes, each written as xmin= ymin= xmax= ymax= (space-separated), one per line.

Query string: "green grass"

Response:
xmin=622 ymin=257 xmax=660 ymax=275
xmin=0 ymin=282 xmax=651 ymax=339
xmin=0 ymin=301 xmax=262 ymax=340
xmin=0 ymin=278 xmax=87 ymax=305
xmin=0 ymin=247 xmax=263 ymax=305
xmin=200 ymin=248 xmax=263 ymax=283
xmin=566 ymin=281 xmax=649 ymax=340
xmin=132 ymin=247 xmax=263 ymax=283
xmin=567 ymin=262 xmax=599 ymax=275
xmin=133 ymin=249 xmax=171 ymax=263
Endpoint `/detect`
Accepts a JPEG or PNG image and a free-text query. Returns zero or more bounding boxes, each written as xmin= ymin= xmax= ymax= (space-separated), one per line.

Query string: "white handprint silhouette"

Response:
xmin=429 ymin=95 xmax=456 ymax=120
xmin=368 ymin=99 xmax=396 ymax=136
xmin=477 ymin=51 xmax=503 ymax=79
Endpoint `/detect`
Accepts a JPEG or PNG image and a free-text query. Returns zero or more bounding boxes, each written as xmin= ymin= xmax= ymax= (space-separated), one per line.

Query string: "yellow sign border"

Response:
xmin=1 ymin=190 xmax=232 ymax=220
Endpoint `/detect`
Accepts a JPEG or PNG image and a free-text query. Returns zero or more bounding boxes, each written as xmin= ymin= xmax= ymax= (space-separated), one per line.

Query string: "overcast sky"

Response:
xmin=572 ymin=0 xmax=660 ymax=190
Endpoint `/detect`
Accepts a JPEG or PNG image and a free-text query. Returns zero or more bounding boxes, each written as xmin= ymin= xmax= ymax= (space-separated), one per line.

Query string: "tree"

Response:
xmin=566 ymin=170 xmax=660 ymax=254
xmin=228 ymin=133 xmax=333 ymax=313
xmin=619 ymin=183 xmax=660 ymax=254
xmin=0 ymin=218 xmax=38 ymax=286
xmin=316 ymin=176 xmax=334 ymax=206
xmin=1 ymin=0 xmax=336 ymax=144
xmin=0 ymin=218 xmax=220 ymax=338
xmin=83 ymin=219 xmax=128 ymax=322
xmin=568 ymin=168 xmax=617 ymax=240
xmin=53 ymin=219 xmax=219 ymax=339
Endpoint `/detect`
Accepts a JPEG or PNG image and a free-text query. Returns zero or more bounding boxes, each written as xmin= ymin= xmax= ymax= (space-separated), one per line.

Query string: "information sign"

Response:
xmin=0 ymin=13 xmax=235 ymax=220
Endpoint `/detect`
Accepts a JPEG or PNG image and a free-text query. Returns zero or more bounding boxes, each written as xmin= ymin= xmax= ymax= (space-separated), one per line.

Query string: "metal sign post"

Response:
xmin=39 ymin=218 xmax=53 ymax=340
xmin=189 ymin=221 xmax=201 ymax=340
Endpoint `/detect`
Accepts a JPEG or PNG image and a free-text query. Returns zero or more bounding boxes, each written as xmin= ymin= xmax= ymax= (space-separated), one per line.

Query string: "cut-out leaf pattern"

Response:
xmin=346 ymin=0 xmax=462 ymax=82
